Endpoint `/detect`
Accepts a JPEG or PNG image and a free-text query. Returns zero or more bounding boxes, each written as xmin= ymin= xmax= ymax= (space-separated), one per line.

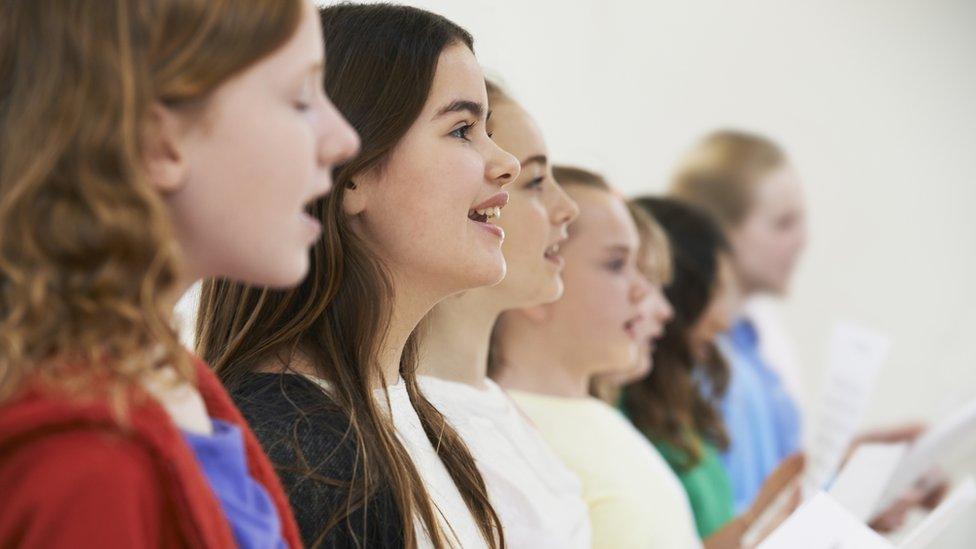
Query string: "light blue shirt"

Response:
xmin=717 ymin=318 xmax=802 ymax=513
xmin=183 ymin=419 xmax=287 ymax=549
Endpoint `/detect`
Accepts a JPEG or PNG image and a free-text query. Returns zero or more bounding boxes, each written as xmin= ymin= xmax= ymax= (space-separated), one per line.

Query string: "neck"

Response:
xmin=377 ymin=273 xmax=451 ymax=388
xmin=418 ymin=289 xmax=503 ymax=389
xmin=491 ymin=317 xmax=592 ymax=398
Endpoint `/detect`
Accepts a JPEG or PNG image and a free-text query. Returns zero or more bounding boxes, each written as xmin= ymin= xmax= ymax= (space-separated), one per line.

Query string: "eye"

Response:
xmin=294 ymin=101 xmax=311 ymax=112
xmin=605 ymin=259 xmax=626 ymax=272
xmin=524 ymin=176 xmax=544 ymax=190
xmin=450 ymin=123 xmax=474 ymax=141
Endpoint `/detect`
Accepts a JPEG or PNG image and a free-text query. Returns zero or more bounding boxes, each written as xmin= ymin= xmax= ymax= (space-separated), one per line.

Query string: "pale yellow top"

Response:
xmin=510 ymin=391 xmax=702 ymax=549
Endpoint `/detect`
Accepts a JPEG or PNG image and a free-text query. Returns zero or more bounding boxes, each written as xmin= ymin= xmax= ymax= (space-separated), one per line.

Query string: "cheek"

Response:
xmin=499 ymin=202 xmax=549 ymax=274
xmin=566 ymin=270 xmax=626 ymax=330
xmin=360 ymin=140 xmax=503 ymax=288
xmin=178 ymin=101 xmax=317 ymax=284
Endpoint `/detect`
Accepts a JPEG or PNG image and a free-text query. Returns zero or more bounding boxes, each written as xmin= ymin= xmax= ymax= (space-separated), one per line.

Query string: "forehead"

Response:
xmin=753 ymin=165 xmax=804 ymax=213
xmin=487 ymin=101 xmax=546 ymax=161
xmin=420 ymin=43 xmax=486 ymax=116
xmin=251 ymin=0 xmax=322 ymax=76
xmin=565 ymin=186 xmax=637 ymax=246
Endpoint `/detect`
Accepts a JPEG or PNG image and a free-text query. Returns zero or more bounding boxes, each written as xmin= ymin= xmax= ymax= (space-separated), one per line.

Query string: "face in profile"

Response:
xmin=345 ymin=43 xmax=520 ymax=297
xmin=485 ymin=98 xmax=578 ymax=309
xmin=538 ymin=185 xmax=651 ymax=375
xmin=161 ymin=0 xmax=359 ymax=289
xmin=689 ymin=252 xmax=741 ymax=348
xmin=729 ymin=164 xmax=807 ymax=295
xmin=596 ymin=236 xmax=675 ymax=387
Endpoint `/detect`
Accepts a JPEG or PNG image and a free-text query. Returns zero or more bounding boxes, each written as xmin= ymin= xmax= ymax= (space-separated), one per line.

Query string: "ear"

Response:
xmin=143 ymin=103 xmax=189 ymax=194
xmin=343 ymin=167 xmax=378 ymax=216
xmin=341 ymin=179 xmax=367 ymax=216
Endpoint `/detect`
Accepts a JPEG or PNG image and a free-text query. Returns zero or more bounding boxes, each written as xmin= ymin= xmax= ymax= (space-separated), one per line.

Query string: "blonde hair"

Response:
xmin=629 ymin=201 xmax=673 ymax=285
xmin=0 ymin=0 xmax=303 ymax=403
xmin=669 ymin=129 xmax=787 ymax=228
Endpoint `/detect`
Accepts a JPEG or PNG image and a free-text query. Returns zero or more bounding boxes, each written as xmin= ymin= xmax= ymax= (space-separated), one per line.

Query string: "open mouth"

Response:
xmin=468 ymin=206 xmax=502 ymax=223
xmin=467 ymin=192 xmax=509 ymax=239
xmin=544 ymin=242 xmax=565 ymax=266
xmin=623 ymin=315 xmax=646 ymax=339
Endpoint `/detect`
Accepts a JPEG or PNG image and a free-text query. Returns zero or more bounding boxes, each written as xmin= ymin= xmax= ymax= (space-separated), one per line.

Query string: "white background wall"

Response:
xmin=314 ymin=0 xmax=976 ymax=542
xmin=333 ymin=0 xmax=976 ymax=430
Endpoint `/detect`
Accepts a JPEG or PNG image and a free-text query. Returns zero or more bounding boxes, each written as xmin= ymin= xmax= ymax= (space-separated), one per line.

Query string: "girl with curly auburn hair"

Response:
xmin=0 ymin=0 xmax=357 ymax=546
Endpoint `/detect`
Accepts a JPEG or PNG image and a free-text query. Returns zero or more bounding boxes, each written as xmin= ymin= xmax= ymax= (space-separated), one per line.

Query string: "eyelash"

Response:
xmin=450 ymin=121 xmax=481 ymax=142
xmin=606 ymin=259 xmax=626 ymax=272
xmin=525 ymin=176 xmax=544 ymax=190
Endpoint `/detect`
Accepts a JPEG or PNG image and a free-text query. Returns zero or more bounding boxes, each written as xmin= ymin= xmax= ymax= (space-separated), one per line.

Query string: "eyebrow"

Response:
xmin=521 ymin=154 xmax=548 ymax=168
xmin=604 ymin=244 xmax=634 ymax=256
xmin=433 ymin=99 xmax=485 ymax=120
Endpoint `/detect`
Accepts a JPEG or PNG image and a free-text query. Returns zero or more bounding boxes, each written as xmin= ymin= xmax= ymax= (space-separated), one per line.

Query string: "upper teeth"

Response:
xmin=547 ymin=244 xmax=560 ymax=255
xmin=475 ymin=206 xmax=502 ymax=219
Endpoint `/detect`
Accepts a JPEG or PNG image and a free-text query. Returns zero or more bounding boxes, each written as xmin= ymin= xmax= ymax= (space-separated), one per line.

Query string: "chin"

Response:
xmin=603 ymin=347 xmax=638 ymax=376
xmin=536 ymin=279 xmax=563 ymax=306
xmin=258 ymin=255 xmax=309 ymax=289
xmin=466 ymin=254 xmax=507 ymax=289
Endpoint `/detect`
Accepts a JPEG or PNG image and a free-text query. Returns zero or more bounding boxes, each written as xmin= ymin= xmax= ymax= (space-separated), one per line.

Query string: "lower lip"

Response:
xmin=300 ymin=212 xmax=322 ymax=240
xmin=472 ymin=220 xmax=504 ymax=240
xmin=544 ymin=253 xmax=565 ymax=269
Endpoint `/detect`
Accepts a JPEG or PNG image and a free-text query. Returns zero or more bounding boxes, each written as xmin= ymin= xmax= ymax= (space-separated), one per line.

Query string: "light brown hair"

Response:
xmin=670 ymin=129 xmax=787 ymax=228
xmin=196 ymin=5 xmax=501 ymax=548
xmin=0 ymin=0 xmax=303 ymax=403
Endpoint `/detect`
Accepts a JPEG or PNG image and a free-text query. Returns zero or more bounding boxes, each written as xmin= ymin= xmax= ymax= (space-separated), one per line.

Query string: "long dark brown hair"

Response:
xmin=195 ymin=4 xmax=501 ymax=548
xmin=623 ymin=197 xmax=731 ymax=469
xmin=0 ymin=0 xmax=302 ymax=404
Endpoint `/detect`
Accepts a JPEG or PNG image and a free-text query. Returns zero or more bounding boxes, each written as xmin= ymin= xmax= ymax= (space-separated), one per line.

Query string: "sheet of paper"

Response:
xmin=898 ymin=477 xmax=976 ymax=549
xmin=757 ymin=491 xmax=893 ymax=549
xmin=875 ymin=397 xmax=976 ymax=513
xmin=805 ymin=321 xmax=892 ymax=496
xmin=829 ymin=442 xmax=909 ymax=522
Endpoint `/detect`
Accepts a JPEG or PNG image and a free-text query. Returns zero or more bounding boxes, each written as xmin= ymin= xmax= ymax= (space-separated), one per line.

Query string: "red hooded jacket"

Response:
xmin=0 ymin=358 xmax=302 ymax=548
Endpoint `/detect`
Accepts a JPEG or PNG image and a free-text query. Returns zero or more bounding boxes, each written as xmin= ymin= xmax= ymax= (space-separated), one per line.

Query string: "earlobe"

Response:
xmin=143 ymin=103 xmax=189 ymax=194
xmin=341 ymin=177 xmax=368 ymax=216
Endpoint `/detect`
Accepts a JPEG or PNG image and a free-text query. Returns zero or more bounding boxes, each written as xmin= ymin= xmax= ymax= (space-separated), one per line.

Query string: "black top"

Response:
xmin=231 ymin=373 xmax=403 ymax=548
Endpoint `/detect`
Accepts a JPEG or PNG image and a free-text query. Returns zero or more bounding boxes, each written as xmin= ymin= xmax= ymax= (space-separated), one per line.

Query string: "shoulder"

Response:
xmin=229 ymin=373 xmax=355 ymax=464
xmin=0 ymin=429 xmax=166 ymax=545
xmin=229 ymin=374 xmax=404 ymax=548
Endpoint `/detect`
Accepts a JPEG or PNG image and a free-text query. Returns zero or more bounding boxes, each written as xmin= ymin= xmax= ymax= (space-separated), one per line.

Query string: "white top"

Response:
xmin=304 ymin=375 xmax=487 ymax=548
xmin=419 ymin=376 xmax=592 ymax=549
xmin=381 ymin=378 xmax=488 ymax=549
xmin=510 ymin=391 xmax=702 ymax=549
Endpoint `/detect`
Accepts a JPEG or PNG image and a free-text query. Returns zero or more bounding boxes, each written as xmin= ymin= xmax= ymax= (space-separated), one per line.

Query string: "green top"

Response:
xmin=653 ymin=437 xmax=735 ymax=538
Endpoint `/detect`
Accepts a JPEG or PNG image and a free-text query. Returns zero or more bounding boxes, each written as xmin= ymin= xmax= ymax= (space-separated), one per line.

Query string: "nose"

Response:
xmin=630 ymin=271 xmax=652 ymax=304
xmin=318 ymin=98 xmax=360 ymax=170
xmin=655 ymin=289 xmax=674 ymax=323
xmin=551 ymin=181 xmax=580 ymax=227
xmin=485 ymin=141 xmax=520 ymax=188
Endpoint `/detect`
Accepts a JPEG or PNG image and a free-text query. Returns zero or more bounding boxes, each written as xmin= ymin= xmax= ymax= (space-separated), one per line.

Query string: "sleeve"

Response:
xmin=0 ymin=430 xmax=165 ymax=548
xmin=233 ymin=377 xmax=403 ymax=548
